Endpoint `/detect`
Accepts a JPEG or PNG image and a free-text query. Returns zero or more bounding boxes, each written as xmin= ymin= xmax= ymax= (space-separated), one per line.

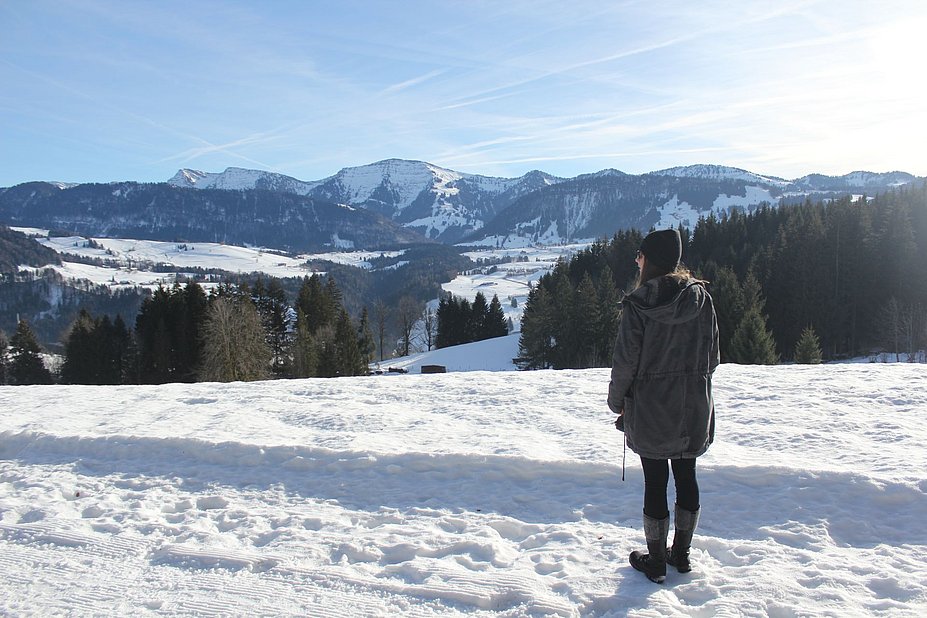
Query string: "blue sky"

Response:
xmin=2 ymin=0 xmax=926 ymax=186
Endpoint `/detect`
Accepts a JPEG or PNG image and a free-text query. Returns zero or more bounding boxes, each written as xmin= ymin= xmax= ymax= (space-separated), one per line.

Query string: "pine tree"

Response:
xmin=314 ymin=324 xmax=339 ymax=378
xmin=297 ymin=274 xmax=335 ymax=333
xmin=470 ymin=292 xmax=489 ymax=341
xmin=573 ymin=272 xmax=601 ymax=368
xmin=729 ymin=310 xmax=779 ymax=364
xmin=596 ymin=266 xmax=621 ymax=367
xmin=135 ymin=283 xmax=208 ymax=383
xmin=435 ymin=295 xmax=452 ymax=349
xmin=517 ymin=284 xmax=554 ymax=369
xmin=135 ymin=286 xmax=172 ymax=383
xmin=486 ymin=295 xmax=509 ymax=339
xmin=108 ymin=315 xmax=133 ymax=384
xmin=61 ymin=309 xmax=99 ymax=384
xmin=334 ymin=309 xmax=365 ymax=376
xmin=291 ymin=309 xmax=317 ymax=378
xmin=764 ymin=205 xmax=830 ymax=355
xmin=794 ymin=326 xmax=822 ymax=364
xmin=879 ymin=298 xmax=903 ymax=361
xmin=8 ymin=319 xmax=54 ymax=385
xmin=707 ymin=265 xmax=744 ymax=362
xmin=254 ymin=277 xmax=291 ymax=376
xmin=177 ymin=282 xmax=208 ymax=381
xmin=357 ymin=308 xmax=376 ymax=363
xmin=372 ymin=298 xmax=389 ymax=362
xmin=437 ymin=295 xmax=472 ymax=348
xmin=728 ymin=272 xmax=778 ymax=365
xmin=549 ymin=264 xmax=575 ymax=369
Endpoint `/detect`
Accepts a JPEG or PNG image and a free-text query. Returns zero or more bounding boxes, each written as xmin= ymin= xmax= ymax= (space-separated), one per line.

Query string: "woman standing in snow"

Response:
xmin=608 ymin=229 xmax=719 ymax=584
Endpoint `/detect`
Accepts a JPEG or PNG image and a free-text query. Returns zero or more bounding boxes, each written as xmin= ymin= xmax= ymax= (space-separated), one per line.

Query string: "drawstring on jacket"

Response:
xmin=622 ymin=438 xmax=626 ymax=481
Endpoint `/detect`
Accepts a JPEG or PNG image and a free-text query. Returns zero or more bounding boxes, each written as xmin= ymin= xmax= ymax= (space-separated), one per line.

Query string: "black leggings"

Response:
xmin=640 ymin=457 xmax=699 ymax=519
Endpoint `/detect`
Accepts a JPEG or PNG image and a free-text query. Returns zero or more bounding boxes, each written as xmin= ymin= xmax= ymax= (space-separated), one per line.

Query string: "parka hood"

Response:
xmin=624 ymin=276 xmax=709 ymax=326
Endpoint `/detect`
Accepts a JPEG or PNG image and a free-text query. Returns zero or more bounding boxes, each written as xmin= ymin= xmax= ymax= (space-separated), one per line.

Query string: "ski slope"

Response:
xmin=1 ymin=362 xmax=925 ymax=616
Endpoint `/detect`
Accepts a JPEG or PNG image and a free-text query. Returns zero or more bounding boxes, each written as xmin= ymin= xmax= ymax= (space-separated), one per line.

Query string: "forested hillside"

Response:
xmin=519 ymin=183 xmax=927 ymax=367
xmin=0 ymin=226 xmax=60 ymax=273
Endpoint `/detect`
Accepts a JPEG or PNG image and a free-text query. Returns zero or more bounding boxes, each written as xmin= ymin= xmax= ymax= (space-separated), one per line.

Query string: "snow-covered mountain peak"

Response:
xmin=651 ymin=164 xmax=788 ymax=186
xmin=168 ymin=169 xmax=208 ymax=188
xmin=524 ymin=170 xmax=562 ymax=185
xmin=166 ymin=167 xmax=320 ymax=194
xmin=593 ymin=168 xmax=627 ymax=178
xmin=788 ymin=170 xmax=919 ymax=192
xmin=571 ymin=168 xmax=628 ymax=182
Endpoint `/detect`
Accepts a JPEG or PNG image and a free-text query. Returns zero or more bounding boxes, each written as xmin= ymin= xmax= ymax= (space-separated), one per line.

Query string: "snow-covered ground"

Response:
xmin=1 ymin=361 xmax=925 ymax=616
xmin=375 ymin=334 xmax=521 ymax=373
xmin=443 ymin=244 xmax=590 ymax=330
xmin=12 ymin=228 xmax=404 ymax=291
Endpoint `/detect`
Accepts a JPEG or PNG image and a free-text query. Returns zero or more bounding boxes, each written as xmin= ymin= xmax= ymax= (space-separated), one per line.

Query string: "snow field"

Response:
xmin=0 ymin=364 xmax=925 ymax=616
xmin=13 ymin=229 xmax=406 ymax=291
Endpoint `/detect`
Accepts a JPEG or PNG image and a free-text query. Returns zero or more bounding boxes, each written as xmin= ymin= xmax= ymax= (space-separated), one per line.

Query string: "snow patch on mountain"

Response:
xmin=537 ymin=221 xmax=565 ymax=245
xmin=713 ymin=185 xmax=778 ymax=212
xmin=561 ymin=193 xmax=598 ymax=235
xmin=656 ymin=185 xmax=779 ymax=229
xmin=405 ymin=211 xmax=481 ymax=238
xmin=655 ymin=195 xmax=699 ymax=229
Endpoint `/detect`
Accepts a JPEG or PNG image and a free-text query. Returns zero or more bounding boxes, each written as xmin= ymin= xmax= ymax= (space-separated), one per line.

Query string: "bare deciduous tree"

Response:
xmin=198 ymin=297 xmax=271 ymax=382
xmin=373 ymin=298 xmax=389 ymax=362
xmin=422 ymin=305 xmax=437 ymax=351
xmin=397 ymin=296 xmax=421 ymax=357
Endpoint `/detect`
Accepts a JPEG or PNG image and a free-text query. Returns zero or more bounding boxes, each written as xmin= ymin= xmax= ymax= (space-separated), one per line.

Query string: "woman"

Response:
xmin=608 ymin=229 xmax=719 ymax=584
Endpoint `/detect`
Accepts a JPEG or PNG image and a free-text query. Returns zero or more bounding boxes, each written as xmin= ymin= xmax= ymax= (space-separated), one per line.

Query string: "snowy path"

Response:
xmin=1 ymin=365 xmax=925 ymax=616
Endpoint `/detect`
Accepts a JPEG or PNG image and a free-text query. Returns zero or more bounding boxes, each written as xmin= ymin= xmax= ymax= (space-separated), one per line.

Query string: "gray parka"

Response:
xmin=607 ymin=275 xmax=720 ymax=459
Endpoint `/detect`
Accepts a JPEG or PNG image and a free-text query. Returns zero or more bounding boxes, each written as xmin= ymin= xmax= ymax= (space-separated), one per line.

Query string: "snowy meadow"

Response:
xmin=1 ymin=362 xmax=925 ymax=617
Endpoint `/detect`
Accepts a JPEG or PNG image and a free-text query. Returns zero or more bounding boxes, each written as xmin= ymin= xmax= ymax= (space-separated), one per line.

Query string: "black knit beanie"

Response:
xmin=639 ymin=229 xmax=682 ymax=271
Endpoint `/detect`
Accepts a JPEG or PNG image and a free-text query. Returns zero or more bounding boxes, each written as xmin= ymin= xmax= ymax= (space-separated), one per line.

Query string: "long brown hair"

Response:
xmin=634 ymin=260 xmax=697 ymax=290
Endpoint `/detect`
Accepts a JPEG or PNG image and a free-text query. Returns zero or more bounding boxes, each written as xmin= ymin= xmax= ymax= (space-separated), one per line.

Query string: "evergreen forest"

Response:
xmin=0 ymin=275 xmax=384 ymax=385
xmin=518 ymin=183 xmax=927 ymax=368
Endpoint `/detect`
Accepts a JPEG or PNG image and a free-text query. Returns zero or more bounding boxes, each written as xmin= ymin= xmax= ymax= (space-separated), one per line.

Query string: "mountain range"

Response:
xmin=1 ymin=160 xmax=920 ymax=252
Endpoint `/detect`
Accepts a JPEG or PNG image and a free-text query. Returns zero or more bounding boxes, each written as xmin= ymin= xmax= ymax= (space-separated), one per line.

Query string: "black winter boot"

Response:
xmin=666 ymin=504 xmax=700 ymax=573
xmin=629 ymin=513 xmax=670 ymax=583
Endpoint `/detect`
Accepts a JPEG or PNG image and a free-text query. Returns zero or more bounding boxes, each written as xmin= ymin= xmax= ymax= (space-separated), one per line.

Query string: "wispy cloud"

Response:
xmin=2 ymin=58 xmax=281 ymax=172
xmin=155 ymin=133 xmax=282 ymax=169
xmin=445 ymin=147 xmax=733 ymax=171
xmin=380 ymin=69 xmax=446 ymax=96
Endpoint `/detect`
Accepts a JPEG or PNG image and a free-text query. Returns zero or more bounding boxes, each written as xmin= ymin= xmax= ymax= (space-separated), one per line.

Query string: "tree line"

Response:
xmin=518 ymin=183 xmax=927 ymax=367
xmin=435 ymin=291 xmax=509 ymax=349
xmin=0 ymin=274 xmax=383 ymax=385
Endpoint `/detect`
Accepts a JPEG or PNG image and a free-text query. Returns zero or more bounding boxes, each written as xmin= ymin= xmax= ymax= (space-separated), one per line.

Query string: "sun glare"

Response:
xmin=868 ymin=17 xmax=927 ymax=95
